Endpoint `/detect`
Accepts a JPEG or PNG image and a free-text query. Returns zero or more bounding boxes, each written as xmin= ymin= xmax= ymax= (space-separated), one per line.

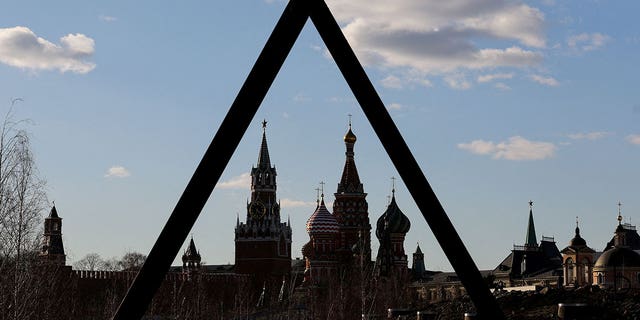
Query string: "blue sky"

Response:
xmin=1 ymin=0 xmax=639 ymax=271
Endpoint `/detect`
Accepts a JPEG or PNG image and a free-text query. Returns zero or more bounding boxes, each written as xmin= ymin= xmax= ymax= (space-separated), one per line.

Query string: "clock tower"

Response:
xmin=235 ymin=121 xmax=292 ymax=277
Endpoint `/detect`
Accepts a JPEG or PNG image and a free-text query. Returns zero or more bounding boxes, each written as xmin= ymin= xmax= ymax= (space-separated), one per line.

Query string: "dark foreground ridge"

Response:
xmin=414 ymin=286 xmax=640 ymax=320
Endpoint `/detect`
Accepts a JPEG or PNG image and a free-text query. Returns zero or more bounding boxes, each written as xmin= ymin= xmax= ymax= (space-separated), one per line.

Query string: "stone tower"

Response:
xmin=332 ymin=121 xmax=371 ymax=263
xmin=235 ymin=121 xmax=292 ymax=277
xmin=40 ymin=205 xmax=66 ymax=266
xmin=412 ymin=244 xmax=426 ymax=280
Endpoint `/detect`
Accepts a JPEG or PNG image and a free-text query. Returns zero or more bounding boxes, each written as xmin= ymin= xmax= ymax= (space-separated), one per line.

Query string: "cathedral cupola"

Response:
xmin=375 ymin=189 xmax=411 ymax=239
xmin=569 ymin=219 xmax=587 ymax=247
xmin=306 ymin=193 xmax=339 ymax=235
xmin=303 ymin=185 xmax=340 ymax=285
xmin=375 ymin=182 xmax=411 ymax=277
xmin=337 ymin=118 xmax=363 ymax=194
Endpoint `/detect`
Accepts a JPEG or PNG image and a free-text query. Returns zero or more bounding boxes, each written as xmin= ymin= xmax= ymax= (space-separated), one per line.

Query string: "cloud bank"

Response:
xmin=327 ymin=0 xmax=545 ymax=74
xmin=0 ymin=26 xmax=95 ymax=73
xmin=458 ymin=136 xmax=556 ymax=160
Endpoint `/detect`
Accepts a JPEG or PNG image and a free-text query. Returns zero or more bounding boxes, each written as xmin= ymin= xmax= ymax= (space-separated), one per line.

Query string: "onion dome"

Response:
xmin=569 ymin=219 xmax=586 ymax=247
xmin=376 ymin=193 xmax=411 ymax=239
xmin=182 ymin=238 xmax=201 ymax=264
xmin=344 ymin=127 xmax=357 ymax=143
xmin=306 ymin=198 xmax=339 ymax=234
xmin=594 ymin=247 xmax=640 ymax=268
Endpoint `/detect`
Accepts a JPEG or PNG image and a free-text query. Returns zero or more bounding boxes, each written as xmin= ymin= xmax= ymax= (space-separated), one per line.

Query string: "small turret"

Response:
xmin=182 ymin=237 xmax=202 ymax=277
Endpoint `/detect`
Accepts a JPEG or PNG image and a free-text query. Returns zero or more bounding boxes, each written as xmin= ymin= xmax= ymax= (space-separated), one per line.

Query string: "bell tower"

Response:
xmin=333 ymin=119 xmax=371 ymax=263
xmin=235 ymin=121 xmax=292 ymax=277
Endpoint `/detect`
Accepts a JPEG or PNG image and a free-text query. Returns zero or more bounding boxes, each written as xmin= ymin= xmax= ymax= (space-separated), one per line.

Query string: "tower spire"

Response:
xmin=337 ymin=118 xmax=362 ymax=194
xmin=525 ymin=200 xmax=538 ymax=248
xmin=257 ymin=119 xmax=271 ymax=168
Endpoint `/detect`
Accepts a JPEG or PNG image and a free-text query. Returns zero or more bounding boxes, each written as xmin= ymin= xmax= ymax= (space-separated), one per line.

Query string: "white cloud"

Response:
xmin=530 ymin=74 xmax=559 ymax=86
xmin=218 ymin=173 xmax=251 ymax=189
xmin=387 ymin=103 xmax=404 ymax=110
xmin=458 ymin=136 xmax=556 ymax=160
xmin=444 ymin=74 xmax=471 ymax=90
xmin=567 ymin=33 xmax=610 ymax=51
xmin=0 ymin=26 xmax=96 ymax=73
xmin=381 ymin=75 xmax=403 ymax=89
xmin=494 ymin=82 xmax=511 ymax=90
xmin=293 ymin=93 xmax=310 ymax=102
xmin=568 ymin=131 xmax=611 ymax=140
xmin=99 ymin=15 xmax=117 ymax=22
xmin=327 ymin=0 xmax=545 ymax=74
xmin=380 ymin=73 xmax=432 ymax=89
xmin=477 ymin=73 xmax=513 ymax=83
xmin=104 ymin=166 xmax=131 ymax=178
xmin=626 ymin=134 xmax=640 ymax=145
xmin=280 ymin=198 xmax=316 ymax=208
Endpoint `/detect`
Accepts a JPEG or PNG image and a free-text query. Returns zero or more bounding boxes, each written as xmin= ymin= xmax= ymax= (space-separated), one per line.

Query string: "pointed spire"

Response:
xmin=257 ymin=119 xmax=271 ymax=168
xmin=49 ymin=202 xmax=59 ymax=218
xmin=525 ymin=200 xmax=538 ymax=248
xmin=337 ymin=119 xmax=362 ymax=193
xmin=415 ymin=242 xmax=423 ymax=255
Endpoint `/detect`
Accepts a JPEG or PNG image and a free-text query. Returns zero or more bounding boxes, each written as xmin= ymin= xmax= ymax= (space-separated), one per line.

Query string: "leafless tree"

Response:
xmin=74 ymin=253 xmax=104 ymax=271
xmin=118 ymin=251 xmax=146 ymax=270
xmin=0 ymin=99 xmax=49 ymax=320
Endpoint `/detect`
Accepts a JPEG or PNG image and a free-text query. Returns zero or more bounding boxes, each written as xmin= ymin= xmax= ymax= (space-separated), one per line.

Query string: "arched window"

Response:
xmin=565 ymin=258 xmax=574 ymax=283
xmin=582 ymin=258 xmax=590 ymax=284
xmin=597 ymin=273 xmax=603 ymax=284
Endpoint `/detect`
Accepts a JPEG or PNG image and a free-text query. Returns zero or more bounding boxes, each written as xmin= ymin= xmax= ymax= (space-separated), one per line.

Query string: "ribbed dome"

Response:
xmin=306 ymin=200 xmax=339 ymax=234
xmin=594 ymin=247 xmax=640 ymax=268
xmin=376 ymin=195 xmax=411 ymax=239
xmin=569 ymin=226 xmax=587 ymax=246
xmin=344 ymin=127 xmax=357 ymax=143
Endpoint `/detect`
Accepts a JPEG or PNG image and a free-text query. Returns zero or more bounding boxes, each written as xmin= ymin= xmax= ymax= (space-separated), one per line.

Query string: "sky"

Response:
xmin=1 ymin=0 xmax=639 ymax=272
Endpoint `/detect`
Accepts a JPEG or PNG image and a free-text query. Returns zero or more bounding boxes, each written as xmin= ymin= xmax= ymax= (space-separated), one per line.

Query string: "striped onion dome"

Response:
xmin=306 ymin=199 xmax=339 ymax=234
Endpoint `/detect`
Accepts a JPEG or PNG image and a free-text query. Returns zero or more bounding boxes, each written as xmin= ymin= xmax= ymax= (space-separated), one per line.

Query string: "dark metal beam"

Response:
xmin=111 ymin=1 xmax=310 ymax=318
xmin=309 ymin=1 xmax=504 ymax=319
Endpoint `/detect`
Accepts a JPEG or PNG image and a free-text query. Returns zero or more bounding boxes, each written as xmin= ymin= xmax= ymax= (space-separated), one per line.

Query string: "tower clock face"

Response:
xmin=250 ymin=201 xmax=266 ymax=218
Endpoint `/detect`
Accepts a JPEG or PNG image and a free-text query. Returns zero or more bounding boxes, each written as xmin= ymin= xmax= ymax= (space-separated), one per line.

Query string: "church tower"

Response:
xmin=375 ymin=186 xmax=411 ymax=277
xmin=235 ymin=121 xmax=292 ymax=277
xmin=302 ymin=189 xmax=340 ymax=285
xmin=40 ymin=204 xmax=66 ymax=266
xmin=333 ymin=120 xmax=371 ymax=263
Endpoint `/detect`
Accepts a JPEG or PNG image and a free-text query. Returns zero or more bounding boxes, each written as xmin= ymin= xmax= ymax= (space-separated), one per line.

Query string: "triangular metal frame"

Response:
xmin=113 ymin=0 xmax=504 ymax=319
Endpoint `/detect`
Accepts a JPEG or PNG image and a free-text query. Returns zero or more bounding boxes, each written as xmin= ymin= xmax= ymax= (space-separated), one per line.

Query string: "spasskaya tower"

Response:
xmin=235 ymin=120 xmax=292 ymax=276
